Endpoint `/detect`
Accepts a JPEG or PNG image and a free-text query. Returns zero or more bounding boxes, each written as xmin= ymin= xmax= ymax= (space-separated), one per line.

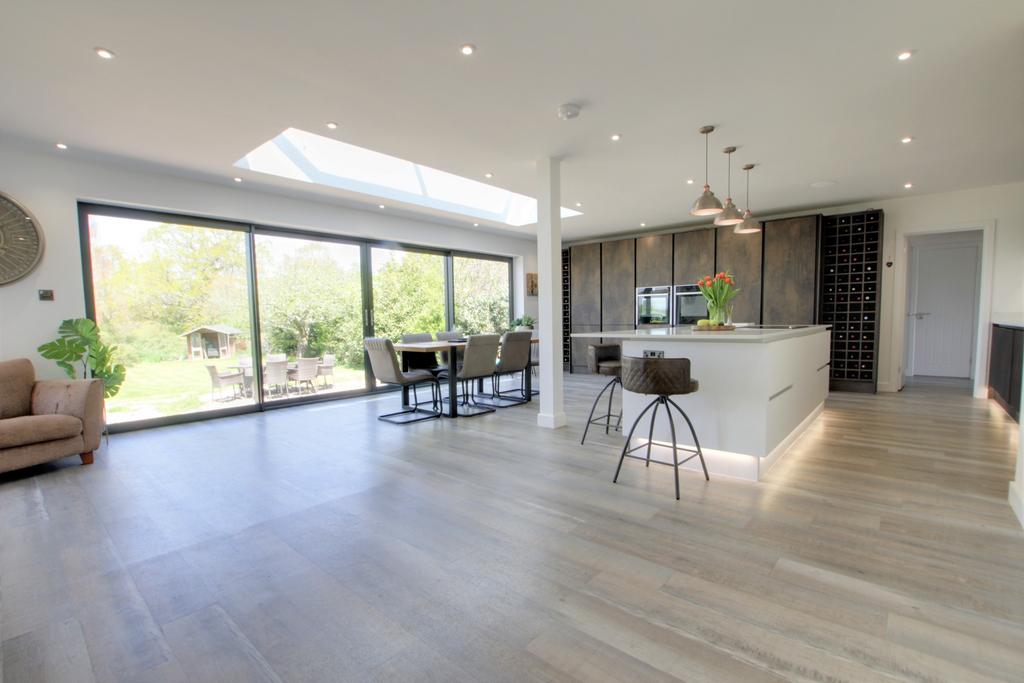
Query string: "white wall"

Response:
xmin=0 ymin=140 xmax=538 ymax=376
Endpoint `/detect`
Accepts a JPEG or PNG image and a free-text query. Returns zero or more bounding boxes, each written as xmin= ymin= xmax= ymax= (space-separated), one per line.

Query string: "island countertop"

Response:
xmin=570 ymin=324 xmax=831 ymax=344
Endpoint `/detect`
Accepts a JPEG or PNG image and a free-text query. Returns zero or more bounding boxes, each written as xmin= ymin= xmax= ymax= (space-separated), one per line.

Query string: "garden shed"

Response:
xmin=181 ymin=325 xmax=243 ymax=360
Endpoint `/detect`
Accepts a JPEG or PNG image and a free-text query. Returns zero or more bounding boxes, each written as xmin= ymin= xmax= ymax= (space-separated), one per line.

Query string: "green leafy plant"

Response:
xmin=37 ymin=318 xmax=127 ymax=398
xmin=511 ymin=315 xmax=536 ymax=328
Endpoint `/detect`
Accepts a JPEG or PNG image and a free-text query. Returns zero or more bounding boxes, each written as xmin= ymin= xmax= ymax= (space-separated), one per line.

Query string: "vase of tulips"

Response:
xmin=696 ymin=271 xmax=739 ymax=327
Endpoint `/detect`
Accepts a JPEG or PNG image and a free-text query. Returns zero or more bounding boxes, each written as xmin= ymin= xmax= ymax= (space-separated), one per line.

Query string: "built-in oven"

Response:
xmin=674 ymin=284 xmax=708 ymax=325
xmin=636 ymin=286 xmax=672 ymax=326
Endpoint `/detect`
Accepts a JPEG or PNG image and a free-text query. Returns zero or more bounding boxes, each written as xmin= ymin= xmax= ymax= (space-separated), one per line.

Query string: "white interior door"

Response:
xmin=907 ymin=238 xmax=980 ymax=378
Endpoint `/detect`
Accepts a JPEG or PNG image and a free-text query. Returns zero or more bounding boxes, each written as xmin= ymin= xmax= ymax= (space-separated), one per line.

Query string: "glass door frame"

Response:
xmin=78 ymin=202 xmax=515 ymax=432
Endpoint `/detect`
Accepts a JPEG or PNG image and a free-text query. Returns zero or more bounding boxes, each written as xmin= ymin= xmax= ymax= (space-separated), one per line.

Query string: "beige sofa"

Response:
xmin=0 ymin=358 xmax=103 ymax=474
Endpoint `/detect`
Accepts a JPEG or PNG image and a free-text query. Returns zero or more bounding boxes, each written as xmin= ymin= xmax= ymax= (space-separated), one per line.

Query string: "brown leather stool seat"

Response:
xmin=581 ymin=343 xmax=623 ymax=444
xmin=613 ymin=356 xmax=709 ymax=499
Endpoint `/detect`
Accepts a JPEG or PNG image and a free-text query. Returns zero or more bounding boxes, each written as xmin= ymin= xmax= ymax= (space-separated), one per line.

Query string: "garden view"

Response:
xmin=87 ymin=213 xmax=511 ymax=423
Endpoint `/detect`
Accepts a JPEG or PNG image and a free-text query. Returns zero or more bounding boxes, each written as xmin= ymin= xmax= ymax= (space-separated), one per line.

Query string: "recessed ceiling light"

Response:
xmin=94 ymin=47 xmax=116 ymax=60
xmin=378 ymin=204 xmax=386 ymax=209
xmin=55 ymin=143 xmax=68 ymax=150
xmin=326 ymin=122 xmax=338 ymax=130
xmin=473 ymin=223 xmax=479 ymax=227
xmin=810 ymin=180 xmax=837 ymax=188
xmin=575 ymin=202 xmax=582 ymax=208
xmin=610 ymin=133 xmax=621 ymax=142
xmin=897 ymin=50 xmax=914 ymax=61
xmin=233 ymin=177 xmax=242 ymax=183
xmin=460 ymin=44 xmax=475 ymax=56
xmin=904 ymin=182 xmax=913 ymax=189
xmin=686 ymin=179 xmax=694 ymax=185
xmin=640 ymin=222 xmax=646 ymax=227
xmin=484 ymin=172 xmax=493 ymax=179
xmin=901 ymin=136 xmax=913 ymax=144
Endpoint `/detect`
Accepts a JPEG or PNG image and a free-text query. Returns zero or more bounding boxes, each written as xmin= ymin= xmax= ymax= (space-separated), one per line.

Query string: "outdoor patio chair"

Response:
xmin=267 ymin=353 xmax=287 ymax=362
xmin=264 ymin=359 xmax=289 ymax=397
xmin=318 ymin=354 xmax=336 ymax=388
xmin=206 ymin=365 xmax=244 ymax=402
xmin=289 ymin=358 xmax=319 ymax=394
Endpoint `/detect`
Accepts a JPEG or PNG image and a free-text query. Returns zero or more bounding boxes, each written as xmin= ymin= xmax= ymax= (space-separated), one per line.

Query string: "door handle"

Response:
xmin=907 ymin=312 xmax=931 ymax=320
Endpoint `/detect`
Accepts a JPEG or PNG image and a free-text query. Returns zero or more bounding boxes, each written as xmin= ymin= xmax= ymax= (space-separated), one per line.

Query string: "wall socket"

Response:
xmin=642 ymin=350 xmax=665 ymax=358
xmin=38 ymin=289 xmax=54 ymax=301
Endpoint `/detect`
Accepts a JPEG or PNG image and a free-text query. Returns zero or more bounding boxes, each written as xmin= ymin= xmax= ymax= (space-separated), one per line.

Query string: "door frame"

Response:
xmin=904 ymin=233 xmax=982 ymax=379
xmin=891 ymin=220 xmax=995 ymax=397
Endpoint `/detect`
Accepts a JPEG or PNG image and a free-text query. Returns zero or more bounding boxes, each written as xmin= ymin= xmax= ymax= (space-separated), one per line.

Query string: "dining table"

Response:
xmin=392 ymin=338 xmax=538 ymax=418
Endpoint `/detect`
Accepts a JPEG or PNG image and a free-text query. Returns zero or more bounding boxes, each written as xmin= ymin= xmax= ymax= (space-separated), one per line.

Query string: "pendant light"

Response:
xmin=690 ymin=125 xmax=724 ymax=216
xmin=734 ymin=163 xmax=761 ymax=234
xmin=714 ymin=146 xmax=743 ymax=226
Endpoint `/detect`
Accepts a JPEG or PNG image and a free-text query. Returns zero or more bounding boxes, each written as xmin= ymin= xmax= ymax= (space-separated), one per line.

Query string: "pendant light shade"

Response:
xmin=714 ymin=146 xmax=743 ymax=226
xmin=690 ymin=126 xmax=723 ymax=216
xmin=733 ymin=163 xmax=761 ymax=234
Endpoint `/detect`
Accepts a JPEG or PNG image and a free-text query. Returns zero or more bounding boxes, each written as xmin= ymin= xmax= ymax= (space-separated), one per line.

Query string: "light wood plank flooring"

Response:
xmin=2 ymin=374 xmax=1022 ymax=682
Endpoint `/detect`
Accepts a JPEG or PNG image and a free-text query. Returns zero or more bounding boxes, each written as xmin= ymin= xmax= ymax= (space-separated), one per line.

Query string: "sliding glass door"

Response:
xmin=84 ymin=211 xmax=256 ymax=425
xmin=254 ymin=233 xmax=368 ymax=401
xmin=81 ymin=204 xmax=515 ymax=429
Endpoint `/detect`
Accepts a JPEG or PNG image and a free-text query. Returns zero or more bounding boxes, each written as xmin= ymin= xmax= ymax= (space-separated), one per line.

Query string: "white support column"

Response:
xmin=536 ymin=157 xmax=566 ymax=428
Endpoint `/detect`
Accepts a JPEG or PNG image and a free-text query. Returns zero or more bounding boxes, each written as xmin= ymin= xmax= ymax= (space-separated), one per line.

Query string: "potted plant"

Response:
xmin=696 ymin=272 xmax=739 ymax=327
xmin=511 ymin=315 xmax=535 ymax=331
xmin=37 ymin=318 xmax=126 ymax=398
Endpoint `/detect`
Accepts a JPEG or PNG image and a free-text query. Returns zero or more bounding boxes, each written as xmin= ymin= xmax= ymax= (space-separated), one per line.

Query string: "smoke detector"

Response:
xmin=557 ymin=103 xmax=581 ymax=121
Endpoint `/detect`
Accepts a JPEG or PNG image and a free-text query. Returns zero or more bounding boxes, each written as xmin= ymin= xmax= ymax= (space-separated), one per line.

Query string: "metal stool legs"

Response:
xmin=581 ymin=376 xmax=622 ymax=444
xmin=613 ymin=395 xmax=709 ymax=500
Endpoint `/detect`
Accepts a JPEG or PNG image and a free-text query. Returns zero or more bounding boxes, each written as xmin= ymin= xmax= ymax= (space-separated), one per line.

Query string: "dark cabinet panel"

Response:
xmin=762 ymin=215 xmax=819 ymax=325
xmin=636 ymin=234 xmax=673 ymax=287
xmin=570 ymin=324 xmax=601 ymax=374
xmin=715 ymin=226 xmax=762 ymax=324
xmin=601 ymin=238 xmax=636 ymax=327
xmin=570 ymin=243 xmax=601 ymax=325
xmin=673 ymin=228 xmax=715 ymax=285
xmin=990 ymin=324 xmax=1022 ymax=421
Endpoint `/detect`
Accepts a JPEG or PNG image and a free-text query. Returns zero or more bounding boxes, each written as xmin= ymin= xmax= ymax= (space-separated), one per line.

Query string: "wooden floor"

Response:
xmin=1 ymin=374 xmax=1022 ymax=682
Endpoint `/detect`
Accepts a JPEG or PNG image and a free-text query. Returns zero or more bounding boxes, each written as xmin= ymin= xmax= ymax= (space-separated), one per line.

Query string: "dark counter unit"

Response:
xmin=989 ymin=323 xmax=1022 ymax=421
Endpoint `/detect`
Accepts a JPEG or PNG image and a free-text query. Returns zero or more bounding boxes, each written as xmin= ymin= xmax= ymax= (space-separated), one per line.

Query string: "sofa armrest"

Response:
xmin=32 ymin=379 xmax=104 ymax=451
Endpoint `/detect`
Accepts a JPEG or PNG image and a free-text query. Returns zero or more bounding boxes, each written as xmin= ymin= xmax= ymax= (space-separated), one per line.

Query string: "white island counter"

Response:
xmin=571 ymin=325 xmax=832 ymax=481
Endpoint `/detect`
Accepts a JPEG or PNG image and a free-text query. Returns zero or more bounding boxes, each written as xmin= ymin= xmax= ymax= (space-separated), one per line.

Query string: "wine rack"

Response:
xmin=562 ymin=248 xmax=572 ymax=370
xmin=819 ymin=209 xmax=883 ymax=392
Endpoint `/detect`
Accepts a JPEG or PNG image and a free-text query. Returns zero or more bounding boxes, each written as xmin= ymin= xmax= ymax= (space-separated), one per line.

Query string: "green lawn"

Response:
xmin=106 ymin=359 xmax=367 ymax=423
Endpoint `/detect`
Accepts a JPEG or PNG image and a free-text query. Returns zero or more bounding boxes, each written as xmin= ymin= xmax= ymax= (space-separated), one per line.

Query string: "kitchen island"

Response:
xmin=571 ymin=325 xmax=831 ymax=481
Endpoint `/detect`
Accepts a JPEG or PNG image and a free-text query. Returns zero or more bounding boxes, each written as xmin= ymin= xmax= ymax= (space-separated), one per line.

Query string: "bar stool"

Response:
xmin=580 ymin=343 xmax=623 ymax=444
xmin=613 ymin=356 xmax=709 ymax=500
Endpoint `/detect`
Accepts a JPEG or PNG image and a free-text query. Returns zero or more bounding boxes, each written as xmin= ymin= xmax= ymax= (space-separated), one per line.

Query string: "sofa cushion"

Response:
xmin=0 ymin=414 xmax=83 ymax=449
xmin=0 ymin=358 xmax=35 ymax=418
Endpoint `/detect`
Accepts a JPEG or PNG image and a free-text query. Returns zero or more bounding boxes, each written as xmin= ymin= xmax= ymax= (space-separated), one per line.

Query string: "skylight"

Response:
xmin=235 ymin=128 xmax=582 ymax=227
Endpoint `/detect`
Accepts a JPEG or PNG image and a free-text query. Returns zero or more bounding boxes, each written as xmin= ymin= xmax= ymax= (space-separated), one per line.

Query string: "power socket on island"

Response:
xmin=642 ymin=350 xmax=665 ymax=359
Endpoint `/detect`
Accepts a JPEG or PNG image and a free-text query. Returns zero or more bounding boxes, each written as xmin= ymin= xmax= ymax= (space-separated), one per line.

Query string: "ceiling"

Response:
xmin=2 ymin=0 xmax=1022 ymax=241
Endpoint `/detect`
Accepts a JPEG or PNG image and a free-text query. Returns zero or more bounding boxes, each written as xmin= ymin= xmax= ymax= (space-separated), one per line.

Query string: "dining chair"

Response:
xmin=364 ymin=338 xmax=442 ymax=424
xmin=206 ymin=365 xmax=244 ymax=402
xmin=317 ymin=353 xmax=336 ymax=388
xmin=288 ymin=358 xmax=319 ymax=394
xmin=401 ymin=333 xmax=441 ymax=374
xmin=264 ymin=359 xmax=289 ymax=397
xmin=435 ymin=330 xmax=465 ymax=373
xmin=267 ymin=353 xmax=287 ymax=362
xmin=478 ymin=330 xmax=532 ymax=407
xmin=438 ymin=334 xmax=500 ymax=416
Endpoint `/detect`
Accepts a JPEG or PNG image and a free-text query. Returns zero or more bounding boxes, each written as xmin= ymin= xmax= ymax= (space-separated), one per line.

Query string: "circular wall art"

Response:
xmin=0 ymin=192 xmax=44 ymax=285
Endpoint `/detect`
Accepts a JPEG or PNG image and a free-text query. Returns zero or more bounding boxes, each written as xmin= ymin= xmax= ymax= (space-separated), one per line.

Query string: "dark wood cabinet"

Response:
xmin=715 ymin=225 xmax=762 ymax=324
xmin=673 ymin=228 xmax=715 ymax=285
xmin=570 ymin=243 xmax=601 ymax=373
xmin=989 ymin=324 xmax=1022 ymax=421
xmin=762 ymin=215 xmax=819 ymax=325
xmin=601 ymin=238 xmax=636 ymax=328
xmin=636 ymin=234 xmax=673 ymax=287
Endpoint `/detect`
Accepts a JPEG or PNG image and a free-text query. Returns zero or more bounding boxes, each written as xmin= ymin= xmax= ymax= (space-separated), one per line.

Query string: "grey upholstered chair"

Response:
xmin=612 ymin=355 xmax=709 ymax=500
xmin=435 ymin=330 xmax=465 ymax=372
xmin=479 ymin=331 xmax=533 ymax=407
xmin=364 ymin=337 xmax=441 ymax=424
xmin=206 ymin=365 xmax=244 ymax=402
xmin=580 ymin=342 xmax=623 ymax=444
xmin=401 ymin=333 xmax=440 ymax=374
xmin=438 ymin=334 xmax=499 ymax=416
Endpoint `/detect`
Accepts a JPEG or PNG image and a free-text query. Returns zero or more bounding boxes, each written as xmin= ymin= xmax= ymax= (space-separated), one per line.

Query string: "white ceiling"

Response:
xmin=2 ymin=0 xmax=1022 ymax=241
